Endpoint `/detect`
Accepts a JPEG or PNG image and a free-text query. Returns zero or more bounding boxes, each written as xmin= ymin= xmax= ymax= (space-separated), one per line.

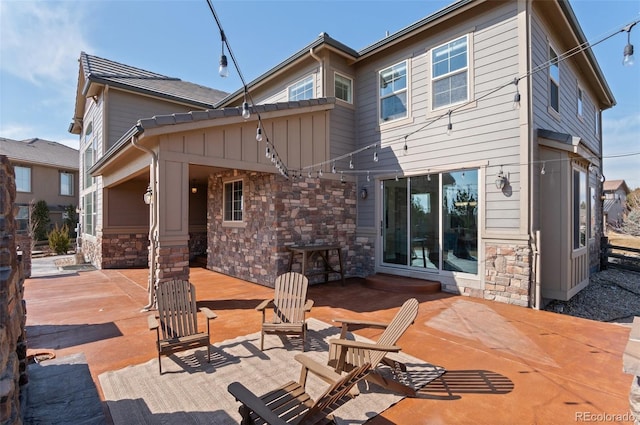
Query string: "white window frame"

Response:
xmin=223 ymin=178 xmax=244 ymax=224
xmin=379 ymin=60 xmax=409 ymax=123
xmin=14 ymin=165 xmax=31 ymax=193
xmin=334 ymin=72 xmax=353 ymax=104
xmin=549 ymin=45 xmax=560 ymax=114
xmin=60 ymin=171 xmax=74 ymax=196
xmin=572 ymin=167 xmax=587 ymax=250
xmin=431 ymin=34 xmax=469 ymax=111
xmin=577 ymin=86 xmax=584 ymax=118
xmin=288 ymin=75 xmax=314 ymax=101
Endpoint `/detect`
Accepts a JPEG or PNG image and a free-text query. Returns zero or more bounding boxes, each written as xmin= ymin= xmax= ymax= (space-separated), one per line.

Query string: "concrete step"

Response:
xmin=364 ymin=273 xmax=441 ymax=294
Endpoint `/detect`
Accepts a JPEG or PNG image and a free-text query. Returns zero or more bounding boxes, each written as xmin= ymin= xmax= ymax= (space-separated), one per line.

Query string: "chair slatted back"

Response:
xmin=302 ymin=362 xmax=371 ymax=424
xmin=272 ymin=272 xmax=309 ymax=324
xmin=156 ymin=279 xmax=199 ymax=340
xmin=370 ymin=298 xmax=419 ymax=365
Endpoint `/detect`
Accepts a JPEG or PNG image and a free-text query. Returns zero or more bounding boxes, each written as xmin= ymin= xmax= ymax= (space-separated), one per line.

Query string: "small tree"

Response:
xmin=622 ymin=189 xmax=640 ymax=236
xmin=32 ymin=200 xmax=50 ymax=242
xmin=27 ymin=199 xmax=39 ymax=252
xmin=63 ymin=204 xmax=79 ymax=237
xmin=48 ymin=224 xmax=71 ymax=255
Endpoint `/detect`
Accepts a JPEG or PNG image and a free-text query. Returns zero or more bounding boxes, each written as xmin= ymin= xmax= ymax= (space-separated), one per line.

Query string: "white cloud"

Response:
xmin=0 ymin=1 xmax=93 ymax=91
xmin=0 ymin=123 xmax=35 ymax=140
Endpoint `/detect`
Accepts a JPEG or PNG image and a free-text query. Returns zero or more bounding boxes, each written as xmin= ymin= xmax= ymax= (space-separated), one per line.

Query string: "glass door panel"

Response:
xmin=442 ymin=170 xmax=478 ymax=274
xmin=383 ymin=179 xmax=408 ymax=265
xmin=410 ymin=174 xmax=439 ymax=269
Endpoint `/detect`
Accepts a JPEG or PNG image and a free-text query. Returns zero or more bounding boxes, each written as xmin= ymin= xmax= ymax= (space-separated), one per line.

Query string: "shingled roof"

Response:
xmin=0 ymin=137 xmax=79 ymax=170
xmin=79 ymin=52 xmax=228 ymax=109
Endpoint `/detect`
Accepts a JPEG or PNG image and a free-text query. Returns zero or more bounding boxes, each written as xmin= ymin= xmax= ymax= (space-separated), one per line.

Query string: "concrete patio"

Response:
xmin=23 ymin=259 xmax=634 ymax=424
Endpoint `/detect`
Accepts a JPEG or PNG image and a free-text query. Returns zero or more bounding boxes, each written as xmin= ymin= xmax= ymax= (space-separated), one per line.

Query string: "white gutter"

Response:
xmin=309 ymin=47 xmax=325 ymax=97
xmin=131 ymin=134 xmax=159 ymax=311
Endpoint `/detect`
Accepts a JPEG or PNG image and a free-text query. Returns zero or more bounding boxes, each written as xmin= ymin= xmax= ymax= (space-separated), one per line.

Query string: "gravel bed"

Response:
xmin=545 ymin=268 xmax=640 ymax=325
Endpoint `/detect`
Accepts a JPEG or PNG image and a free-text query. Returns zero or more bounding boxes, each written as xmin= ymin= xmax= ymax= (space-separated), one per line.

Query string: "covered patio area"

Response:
xmin=24 ymin=262 xmax=633 ymax=424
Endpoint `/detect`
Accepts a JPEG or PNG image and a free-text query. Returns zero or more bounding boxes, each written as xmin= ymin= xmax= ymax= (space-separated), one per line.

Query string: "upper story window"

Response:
xmin=577 ymin=87 xmax=584 ymax=117
xmin=334 ymin=73 xmax=353 ymax=104
xmin=288 ymin=76 xmax=314 ymax=101
xmin=432 ymin=35 xmax=468 ymax=110
xmin=379 ymin=60 xmax=408 ymax=122
xmin=15 ymin=166 xmax=31 ymax=192
xmin=549 ymin=45 xmax=560 ymax=113
xmin=83 ymin=145 xmax=95 ymax=189
xmin=223 ymin=179 xmax=243 ymax=222
xmin=60 ymin=171 xmax=74 ymax=196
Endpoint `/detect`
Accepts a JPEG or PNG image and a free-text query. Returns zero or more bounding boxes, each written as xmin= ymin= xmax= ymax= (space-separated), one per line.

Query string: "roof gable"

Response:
xmin=0 ymin=137 xmax=79 ymax=170
xmin=70 ymin=52 xmax=229 ymax=134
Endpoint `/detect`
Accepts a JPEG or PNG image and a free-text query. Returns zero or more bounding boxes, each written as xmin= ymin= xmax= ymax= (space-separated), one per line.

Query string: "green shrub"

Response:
xmin=48 ymin=224 xmax=70 ymax=255
xmin=33 ymin=200 xmax=50 ymax=241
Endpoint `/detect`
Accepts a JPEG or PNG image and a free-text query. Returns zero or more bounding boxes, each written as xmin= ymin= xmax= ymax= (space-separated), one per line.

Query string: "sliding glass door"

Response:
xmin=382 ymin=170 xmax=478 ymax=275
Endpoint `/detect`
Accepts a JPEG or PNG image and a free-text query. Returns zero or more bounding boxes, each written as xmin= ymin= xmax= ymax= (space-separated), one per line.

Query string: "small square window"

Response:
xmin=335 ymin=73 xmax=353 ymax=103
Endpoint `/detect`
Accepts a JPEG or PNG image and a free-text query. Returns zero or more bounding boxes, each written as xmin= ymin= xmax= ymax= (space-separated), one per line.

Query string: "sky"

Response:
xmin=1 ymin=0 xmax=639 ymax=188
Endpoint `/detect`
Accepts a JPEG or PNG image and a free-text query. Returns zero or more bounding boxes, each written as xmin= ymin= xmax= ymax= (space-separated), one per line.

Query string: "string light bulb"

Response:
xmin=447 ymin=110 xmax=453 ymax=135
xmin=373 ymin=146 xmax=379 ymax=162
xmin=219 ymin=31 xmax=229 ymax=78
xmin=332 ymin=161 xmax=337 ymax=174
xmin=623 ymin=23 xmax=636 ymax=67
xmin=349 ymin=155 xmax=354 ymax=169
xmin=513 ymin=77 xmax=521 ymax=110
xmin=242 ymin=101 xmax=251 ymax=120
xmin=403 ymin=136 xmax=408 ymax=155
xmin=541 ymin=162 xmax=546 ymax=175
xmin=256 ymin=126 xmax=263 ymax=142
xmin=367 ymin=171 xmax=371 ymax=182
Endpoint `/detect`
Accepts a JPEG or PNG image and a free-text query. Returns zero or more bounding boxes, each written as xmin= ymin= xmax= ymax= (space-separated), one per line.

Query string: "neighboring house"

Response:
xmin=603 ymin=179 xmax=631 ymax=228
xmin=71 ymin=0 xmax=615 ymax=307
xmin=0 ymin=137 xmax=79 ymax=235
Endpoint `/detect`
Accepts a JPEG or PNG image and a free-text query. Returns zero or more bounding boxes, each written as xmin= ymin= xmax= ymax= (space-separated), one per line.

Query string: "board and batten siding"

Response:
xmin=354 ymin=2 xmax=522 ymax=233
xmin=107 ymin=89 xmax=200 ymax=150
xmin=154 ymin=108 xmax=332 ymax=177
xmin=530 ymin=12 xmax=601 ymax=156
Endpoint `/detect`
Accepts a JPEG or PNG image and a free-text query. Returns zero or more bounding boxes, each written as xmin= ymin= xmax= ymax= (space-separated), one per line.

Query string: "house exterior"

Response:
xmin=0 ymin=137 xmax=79 ymax=235
xmin=71 ymin=0 xmax=615 ymax=307
xmin=603 ymin=179 xmax=631 ymax=228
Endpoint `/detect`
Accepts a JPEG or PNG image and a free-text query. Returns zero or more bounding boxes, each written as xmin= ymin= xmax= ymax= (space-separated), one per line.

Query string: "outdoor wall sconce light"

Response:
xmin=360 ymin=187 xmax=368 ymax=200
xmin=143 ymin=185 xmax=153 ymax=205
xmin=495 ymin=168 xmax=507 ymax=190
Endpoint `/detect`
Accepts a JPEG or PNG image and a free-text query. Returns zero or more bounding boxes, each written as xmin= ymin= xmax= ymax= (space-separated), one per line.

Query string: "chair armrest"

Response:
xmin=304 ymin=299 xmax=314 ymax=312
xmin=329 ymin=338 xmax=401 ymax=353
xmin=199 ymin=307 xmax=217 ymax=321
xmin=332 ymin=318 xmax=389 ymax=330
xmin=294 ymin=353 xmax=342 ymax=384
xmin=148 ymin=315 xmax=158 ymax=331
xmin=227 ymin=382 xmax=288 ymax=425
xmin=255 ymin=298 xmax=274 ymax=311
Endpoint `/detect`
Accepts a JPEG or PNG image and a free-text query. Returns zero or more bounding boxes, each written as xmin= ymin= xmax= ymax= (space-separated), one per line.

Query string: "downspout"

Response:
xmin=131 ymin=132 xmax=158 ymax=311
xmin=309 ymin=47 xmax=325 ymax=97
xmin=531 ymin=230 xmax=541 ymax=310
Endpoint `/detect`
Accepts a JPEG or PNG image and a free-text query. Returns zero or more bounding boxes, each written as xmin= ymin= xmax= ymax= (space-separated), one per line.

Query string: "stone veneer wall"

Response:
xmin=155 ymin=242 xmax=189 ymax=283
xmin=207 ymin=171 xmax=358 ymax=286
xmin=101 ymin=232 xmax=149 ymax=268
xmin=0 ymin=155 xmax=28 ymax=424
xmin=483 ymin=243 xmax=532 ymax=307
xmin=80 ymin=237 xmax=100 ymax=268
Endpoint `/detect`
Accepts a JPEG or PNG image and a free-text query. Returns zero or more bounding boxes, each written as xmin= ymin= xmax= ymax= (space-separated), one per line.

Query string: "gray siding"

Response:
xmin=530 ymin=12 xmax=601 ymax=155
xmin=354 ymin=2 xmax=522 ymax=231
xmin=107 ymin=89 xmax=198 ymax=149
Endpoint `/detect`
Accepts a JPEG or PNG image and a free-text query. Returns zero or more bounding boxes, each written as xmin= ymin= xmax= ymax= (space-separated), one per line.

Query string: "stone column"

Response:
xmin=0 ymin=154 xmax=28 ymax=424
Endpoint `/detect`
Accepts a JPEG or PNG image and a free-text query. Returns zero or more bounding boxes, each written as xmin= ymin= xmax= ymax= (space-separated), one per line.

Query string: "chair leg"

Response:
xmin=207 ymin=343 xmax=211 ymax=363
xmin=260 ymin=330 xmax=264 ymax=351
xmin=302 ymin=323 xmax=307 ymax=352
xmin=158 ymin=353 xmax=162 ymax=375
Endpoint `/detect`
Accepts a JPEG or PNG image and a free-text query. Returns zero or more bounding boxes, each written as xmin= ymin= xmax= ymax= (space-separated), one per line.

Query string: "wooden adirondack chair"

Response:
xmin=148 ymin=279 xmax=217 ymax=374
xmin=228 ymin=354 xmax=371 ymax=425
xmin=327 ymin=298 xmax=420 ymax=396
xmin=256 ymin=272 xmax=313 ymax=351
